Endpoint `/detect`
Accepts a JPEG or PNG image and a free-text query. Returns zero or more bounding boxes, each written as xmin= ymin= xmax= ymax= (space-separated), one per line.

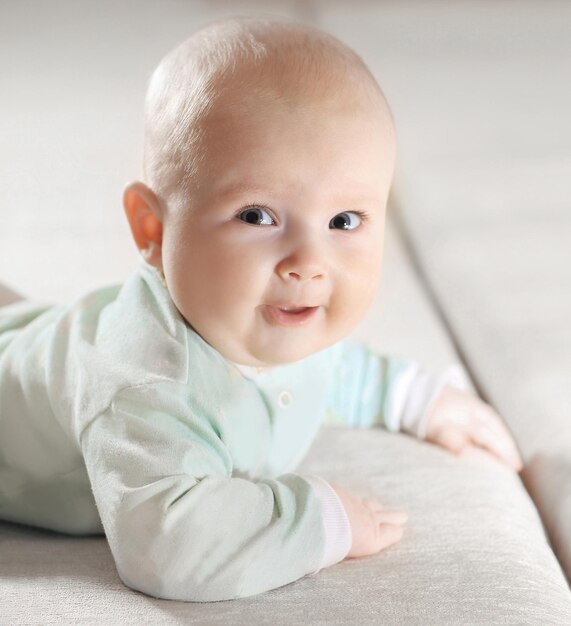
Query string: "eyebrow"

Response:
xmin=213 ymin=180 xmax=285 ymax=199
xmin=213 ymin=180 xmax=383 ymax=207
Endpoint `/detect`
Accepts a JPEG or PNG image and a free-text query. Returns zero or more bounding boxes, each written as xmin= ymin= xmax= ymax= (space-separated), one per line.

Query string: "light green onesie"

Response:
xmin=0 ymin=261 xmax=462 ymax=601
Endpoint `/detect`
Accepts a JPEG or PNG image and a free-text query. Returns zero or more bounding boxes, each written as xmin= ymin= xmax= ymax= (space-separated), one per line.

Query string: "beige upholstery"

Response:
xmin=394 ymin=160 xmax=571 ymax=586
xmin=2 ymin=427 xmax=570 ymax=624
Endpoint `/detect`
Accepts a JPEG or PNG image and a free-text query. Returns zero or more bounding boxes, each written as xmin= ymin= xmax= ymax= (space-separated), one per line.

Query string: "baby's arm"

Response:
xmin=323 ymin=338 xmax=522 ymax=470
xmin=80 ymin=381 xmax=357 ymax=602
xmin=324 ymin=338 xmax=463 ymax=437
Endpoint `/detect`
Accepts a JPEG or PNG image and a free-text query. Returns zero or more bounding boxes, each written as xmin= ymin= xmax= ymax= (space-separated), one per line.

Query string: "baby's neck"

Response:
xmin=232 ymin=362 xmax=272 ymax=378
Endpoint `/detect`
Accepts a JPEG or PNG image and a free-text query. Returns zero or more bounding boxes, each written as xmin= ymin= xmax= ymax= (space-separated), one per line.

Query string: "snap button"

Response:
xmin=278 ymin=390 xmax=293 ymax=409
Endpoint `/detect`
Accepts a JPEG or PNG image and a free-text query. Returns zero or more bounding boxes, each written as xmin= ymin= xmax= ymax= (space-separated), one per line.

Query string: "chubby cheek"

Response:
xmin=205 ymin=241 xmax=267 ymax=297
xmin=332 ymin=252 xmax=381 ymax=329
xmin=171 ymin=234 xmax=267 ymax=325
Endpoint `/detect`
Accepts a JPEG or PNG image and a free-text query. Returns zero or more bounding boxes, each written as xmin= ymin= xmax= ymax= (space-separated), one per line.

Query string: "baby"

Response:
xmin=0 ymin=17 xmax=523 ymax=602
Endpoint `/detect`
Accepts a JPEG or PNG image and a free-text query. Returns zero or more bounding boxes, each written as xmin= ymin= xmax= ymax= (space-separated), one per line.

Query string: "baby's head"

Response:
xmin=124 ymin=17 xmax=396 ymax=368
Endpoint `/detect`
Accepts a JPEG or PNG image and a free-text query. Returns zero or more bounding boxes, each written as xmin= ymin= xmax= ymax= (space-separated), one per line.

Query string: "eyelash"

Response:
xmin=336 ymin=210 xmax=370 ymax=225
xmin=237 ymin=203 xmax=370 ymax=227
xmin=238 ymin=203 xmax=275 ymax=221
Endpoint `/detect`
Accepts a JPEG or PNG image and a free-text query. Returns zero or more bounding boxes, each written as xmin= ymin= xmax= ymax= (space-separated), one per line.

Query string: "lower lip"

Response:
xmin=262 ymin=305 xmax=320 ymax=326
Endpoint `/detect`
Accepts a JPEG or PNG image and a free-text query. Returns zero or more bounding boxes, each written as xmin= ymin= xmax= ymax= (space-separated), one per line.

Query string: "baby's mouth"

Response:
xmin=278 ymin=306 xmax=310 ymax=313
xmin=262 ymin=304 xmax=320 ymax=326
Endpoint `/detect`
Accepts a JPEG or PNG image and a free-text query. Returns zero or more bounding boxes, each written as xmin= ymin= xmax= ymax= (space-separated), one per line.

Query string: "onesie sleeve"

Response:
xmin=323 ymin=338 xmax=470 ymax=439
xmin=302 ymin=474 xmax=352 ymax=573
xmin=79 ymin=382 xmax=331 ymax=602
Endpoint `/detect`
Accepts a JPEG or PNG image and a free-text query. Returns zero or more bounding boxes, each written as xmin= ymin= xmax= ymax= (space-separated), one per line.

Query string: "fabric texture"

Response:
xmin=2 ymin=426 xmax=570 ymax=624
xmin=395 ymin=158 xmax=571 ymax=584
xmin=0 ymin=261 xmax=460 ymax=601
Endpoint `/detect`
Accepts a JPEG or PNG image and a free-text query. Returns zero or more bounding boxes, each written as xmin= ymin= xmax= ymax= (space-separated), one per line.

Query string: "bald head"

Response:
xmin=143 ymin=17 xmax=394 ymax=209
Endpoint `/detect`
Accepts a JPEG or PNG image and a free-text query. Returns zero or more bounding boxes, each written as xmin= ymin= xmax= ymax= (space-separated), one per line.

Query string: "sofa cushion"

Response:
xmin=394 ymin=157 xmax=571 ymax=585
xmin=2 ymin=426 xmax=570 ymax=624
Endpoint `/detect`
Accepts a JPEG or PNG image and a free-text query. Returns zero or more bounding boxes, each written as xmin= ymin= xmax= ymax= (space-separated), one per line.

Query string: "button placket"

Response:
xmin=278 ymin=390 xmax=293 ymax=409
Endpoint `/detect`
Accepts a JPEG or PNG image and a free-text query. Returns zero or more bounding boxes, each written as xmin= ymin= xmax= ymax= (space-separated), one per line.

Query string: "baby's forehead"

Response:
xmin=194 ymin=97 xmax=386 ymax=183
xmin=215 ymin=42 xmax=382 ymax=108
xmin=143 ymin=18 xmax=393 ymax=204
xmin=195 ymin=56 xmax=391 ymax=144
xmin=172 ymin=81 xmax=393 ymax=199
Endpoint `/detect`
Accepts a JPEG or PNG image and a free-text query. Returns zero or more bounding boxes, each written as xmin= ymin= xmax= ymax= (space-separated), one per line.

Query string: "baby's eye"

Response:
xmin=237 ymin=205 xmax=275 ymax=226
xmin=329 ymin=211 xmax=363 ymax=230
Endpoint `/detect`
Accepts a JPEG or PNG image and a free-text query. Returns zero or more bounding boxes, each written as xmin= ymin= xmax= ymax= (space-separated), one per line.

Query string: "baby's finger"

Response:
xmin=468 ymin=404 xmax=524 ymax=470
xmin=376 ymin=523 xmax=406 ymax=551
xmin=474 ymin=404 xmax=512 ymax=436
xmin=475 ymin=406 xmax=522 ymax=451
xmin=362 ymin=500 xmax=408 ymax=524
xmin=362 ymin=498 xmax=384 ymax=511
xmin=430 ymin=424 xmax=470 ymax=454
xmin=375 ymin=510 xmax=408 ymax=525
xmin=469 ymin=424 xmax=523 ymax=470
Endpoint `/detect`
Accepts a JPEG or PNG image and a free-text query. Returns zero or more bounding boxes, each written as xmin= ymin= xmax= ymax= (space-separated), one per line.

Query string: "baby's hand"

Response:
xmin=424 ymin=385 xmax=524 ymax=472
xmin=330 ymin=483 xmax=408 ymax=559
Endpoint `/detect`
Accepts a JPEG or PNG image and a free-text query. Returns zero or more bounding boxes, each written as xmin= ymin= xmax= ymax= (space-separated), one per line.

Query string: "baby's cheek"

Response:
xmin=347 ymin=270 xmax=380 ymax=319
xmin=323 ymin=299 xmax=362 ymax=345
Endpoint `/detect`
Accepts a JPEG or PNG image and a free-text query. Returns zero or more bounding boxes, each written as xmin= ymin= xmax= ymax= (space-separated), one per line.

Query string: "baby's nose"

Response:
xmin=276 ymin=254 xmax=325 ymax=282
xmin=285 ymin=268 xmax=323 ymax=281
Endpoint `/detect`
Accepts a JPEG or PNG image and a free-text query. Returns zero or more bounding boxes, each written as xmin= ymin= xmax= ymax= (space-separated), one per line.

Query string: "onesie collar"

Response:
xmin=232 ymin=362 xmax=272 ymax=379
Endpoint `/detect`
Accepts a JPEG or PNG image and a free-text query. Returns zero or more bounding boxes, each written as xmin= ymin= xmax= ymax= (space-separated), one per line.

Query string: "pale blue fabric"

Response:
xmin=0 ymin=261 xmax=455 ymax=601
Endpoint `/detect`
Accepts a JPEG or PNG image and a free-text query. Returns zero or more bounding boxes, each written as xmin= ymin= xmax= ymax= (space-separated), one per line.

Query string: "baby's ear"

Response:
xmin=123 ymin=181 xmax=163 ymax=268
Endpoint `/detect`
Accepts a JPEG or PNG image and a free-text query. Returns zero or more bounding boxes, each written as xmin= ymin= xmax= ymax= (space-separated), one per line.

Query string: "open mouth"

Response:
xmin=262 ymin=305 xmax=320 ymax=326
xmin=279 ymin=306 xmax=310 ymax=313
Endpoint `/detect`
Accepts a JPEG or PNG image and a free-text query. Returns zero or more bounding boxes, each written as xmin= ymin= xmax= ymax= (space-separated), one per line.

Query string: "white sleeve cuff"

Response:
xmin=301 ymin=474 xmax=352 ymax=575
xmin=402 ymin=363 xmax=471 ymax=439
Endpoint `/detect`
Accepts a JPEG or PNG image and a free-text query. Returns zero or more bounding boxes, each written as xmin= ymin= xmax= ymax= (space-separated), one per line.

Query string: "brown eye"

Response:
xmin=238 ymin=206 xmax=275 ymax=226
xmin=330 ymin=212 xmax=362 ymax=230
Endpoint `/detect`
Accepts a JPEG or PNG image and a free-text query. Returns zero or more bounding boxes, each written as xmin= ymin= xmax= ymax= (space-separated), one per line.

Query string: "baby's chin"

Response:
xmin=233 ymin=336 xmax=339 ymax=368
